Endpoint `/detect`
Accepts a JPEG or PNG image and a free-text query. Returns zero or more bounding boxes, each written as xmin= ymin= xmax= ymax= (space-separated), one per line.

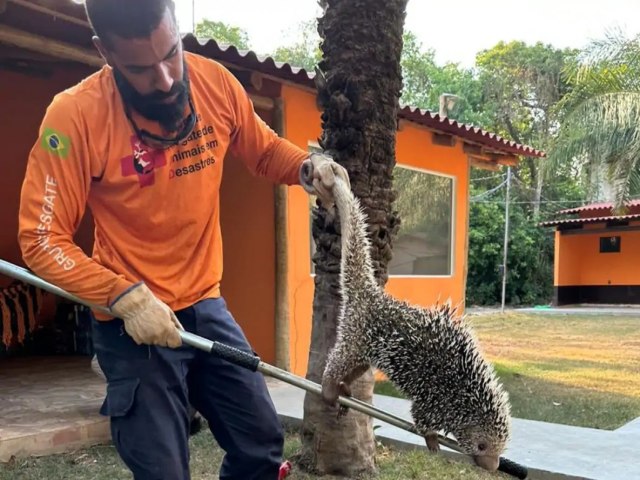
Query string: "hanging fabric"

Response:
xmin=1 ymin=291 xmax=11 ymax=348
xmin=0 ymin=281 xmax=45 ymax=348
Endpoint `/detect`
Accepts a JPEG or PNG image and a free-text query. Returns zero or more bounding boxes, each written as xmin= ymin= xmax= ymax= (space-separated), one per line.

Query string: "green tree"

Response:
xmin=270 ymin=19 xmax=323 ymax=72
xmin=400 ymin=32 xmax=491 ymax=126
xmin=466 ymin=175 xmax=559 ymax=307
xmin=548 ymin=29 xmax=640 ymax=212
xmin=194 ymin=19 xmax=250 ymax=49
xmin=476 ymin=41 xmax=578 ymax=216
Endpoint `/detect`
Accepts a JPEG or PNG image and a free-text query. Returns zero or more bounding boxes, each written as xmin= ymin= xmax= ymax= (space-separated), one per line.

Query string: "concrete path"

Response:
xmin=467 ymin=305 xmax=640 ymax=317
xmin=516 ymin=306 xmax=640 ymax=316
xmin=267 ymin=380 xmax=640 ymax=480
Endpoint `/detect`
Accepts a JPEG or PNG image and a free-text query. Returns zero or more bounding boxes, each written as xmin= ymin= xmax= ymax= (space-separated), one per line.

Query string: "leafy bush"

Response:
xmin=466 ymin=200 xmax=554 ymax=306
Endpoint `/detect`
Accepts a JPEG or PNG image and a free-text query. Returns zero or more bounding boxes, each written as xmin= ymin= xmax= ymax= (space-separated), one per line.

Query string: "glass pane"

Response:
xmin=388 ymin=166 xmax=453 ymax=276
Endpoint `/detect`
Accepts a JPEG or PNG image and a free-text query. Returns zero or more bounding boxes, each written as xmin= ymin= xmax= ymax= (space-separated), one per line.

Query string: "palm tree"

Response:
xmin=548 ymin=29 xmax=640 ymax=213
xmin=297 ymin=0 xmax=407 ymax=476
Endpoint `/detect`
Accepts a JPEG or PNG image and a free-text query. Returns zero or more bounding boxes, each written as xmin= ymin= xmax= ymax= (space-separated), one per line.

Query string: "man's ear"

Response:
xmin=92 ymin=35 xmax=112 ymax=66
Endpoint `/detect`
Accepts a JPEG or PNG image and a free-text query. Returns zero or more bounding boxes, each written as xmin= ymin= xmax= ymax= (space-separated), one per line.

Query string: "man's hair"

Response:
xmin=84 ymin=0 xmax=177 ymax=48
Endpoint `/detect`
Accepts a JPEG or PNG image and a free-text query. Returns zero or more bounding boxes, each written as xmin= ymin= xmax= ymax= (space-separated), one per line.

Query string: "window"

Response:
xmin=306 ymin=150 xmax=455 ymax=277
xmin=388 ymin=165 xmax=454 ymax=276
xmin=600 ymin=236 xmax=621 ymax=253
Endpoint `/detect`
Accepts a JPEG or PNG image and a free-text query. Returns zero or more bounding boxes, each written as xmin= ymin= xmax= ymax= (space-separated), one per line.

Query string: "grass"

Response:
xmin=375 ymin=312 xmax=640 ymax=430
xmin=0 ymin=428 xmax=509 ymax=480
xmin=3 ymin=312 xmax=637 ymax=478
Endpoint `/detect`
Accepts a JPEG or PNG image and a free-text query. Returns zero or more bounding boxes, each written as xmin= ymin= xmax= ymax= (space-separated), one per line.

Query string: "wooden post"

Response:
xmin=249 ymin=94 xmax=275 ymax=112
xmin=272 ymin=98 xmax=290 ymax=371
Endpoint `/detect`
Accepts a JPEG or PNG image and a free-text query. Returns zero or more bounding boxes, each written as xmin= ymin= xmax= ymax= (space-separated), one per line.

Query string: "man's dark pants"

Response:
xmin=91 ymin=296 xmax=284 ymax=480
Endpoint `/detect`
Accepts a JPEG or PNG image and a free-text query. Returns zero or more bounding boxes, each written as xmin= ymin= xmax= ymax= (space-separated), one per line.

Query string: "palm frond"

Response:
xmin=548 ymin=91 xmax=640 ymax=208
xmin=576 ymin=27 xmax=640 ymax=68
xmin=546 ymin=30 xmax=640 ymax=210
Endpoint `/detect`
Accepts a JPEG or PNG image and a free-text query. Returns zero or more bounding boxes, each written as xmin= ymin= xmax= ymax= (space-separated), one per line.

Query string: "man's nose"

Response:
xmin=154 ymin=63 xmax=174 ymax=92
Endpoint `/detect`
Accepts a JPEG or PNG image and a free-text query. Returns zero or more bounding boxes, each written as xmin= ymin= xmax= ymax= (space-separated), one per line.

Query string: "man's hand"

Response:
xmin=110 ymin=283 xmax=183 ymax=348
xmin=299 ymin=152 xmax=350 ymax=207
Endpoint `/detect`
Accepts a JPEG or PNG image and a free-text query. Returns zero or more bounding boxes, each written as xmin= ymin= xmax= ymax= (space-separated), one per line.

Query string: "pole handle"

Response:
xmin=179 ymin=331 xmax=260 ymax=371
xmin=499 ymin=456 xmax=528 ymax=479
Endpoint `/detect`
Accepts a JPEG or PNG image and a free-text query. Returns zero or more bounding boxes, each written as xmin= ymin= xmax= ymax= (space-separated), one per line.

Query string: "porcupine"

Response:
xmin=320 ymin=176 xmax=512 ymax=472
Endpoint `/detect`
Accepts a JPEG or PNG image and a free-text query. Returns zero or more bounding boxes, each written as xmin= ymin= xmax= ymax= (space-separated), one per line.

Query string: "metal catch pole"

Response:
xmin=0 ymin=259 xmax=528 ymax=479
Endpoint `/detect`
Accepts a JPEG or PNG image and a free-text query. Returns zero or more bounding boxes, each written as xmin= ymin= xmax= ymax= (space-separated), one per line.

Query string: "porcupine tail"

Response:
xmin=332 ymin=177 xmax=379 ymax=304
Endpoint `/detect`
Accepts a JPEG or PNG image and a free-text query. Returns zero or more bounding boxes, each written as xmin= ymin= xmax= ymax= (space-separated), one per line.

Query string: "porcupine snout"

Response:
xmin=474 ymin=454 xmax=499 ymax=472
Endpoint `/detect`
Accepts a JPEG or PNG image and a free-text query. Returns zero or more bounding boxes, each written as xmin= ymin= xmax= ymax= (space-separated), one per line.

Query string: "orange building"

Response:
xmin=540 ymin=200 xmax=640 ymax=306
xmin=0 ymin=1 xmax=543 ymax=376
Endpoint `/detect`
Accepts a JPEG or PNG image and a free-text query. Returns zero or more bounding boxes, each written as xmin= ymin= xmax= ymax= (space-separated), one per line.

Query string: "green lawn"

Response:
xmin=376 ymin=312 xmax=640 ymax=430
xmin=0 ymin=427 xmax=509 ymax=480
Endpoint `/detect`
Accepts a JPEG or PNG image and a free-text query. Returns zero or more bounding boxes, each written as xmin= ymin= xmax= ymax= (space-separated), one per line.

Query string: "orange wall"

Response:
xmin=281 ymin=84 xmax=470 ymax=376
xmin=219 ymin=143 xmax=277 ymax=364
xmin=555 ymin=223 xmax=640 ymax=286
xmin=0 ymin=67 xmax=97 ymax=281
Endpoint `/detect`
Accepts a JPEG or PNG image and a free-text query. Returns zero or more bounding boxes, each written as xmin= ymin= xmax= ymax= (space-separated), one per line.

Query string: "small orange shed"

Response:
xmin=540 ymin=200 xmax=640 ymax=306
xmin=0 ymin=0 xmax=543 ymax=377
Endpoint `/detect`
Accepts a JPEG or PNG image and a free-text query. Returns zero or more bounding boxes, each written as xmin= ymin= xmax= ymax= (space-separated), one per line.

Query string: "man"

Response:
xmin=17 ymin=1 xmax=348 ymax=479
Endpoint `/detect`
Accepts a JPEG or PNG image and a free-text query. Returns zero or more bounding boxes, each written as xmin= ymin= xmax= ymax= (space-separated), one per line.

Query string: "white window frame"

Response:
xmin=388 ymin=163 xmax=456 ymax=279
xmin=305 ymin=142 xmax=457 ymax=279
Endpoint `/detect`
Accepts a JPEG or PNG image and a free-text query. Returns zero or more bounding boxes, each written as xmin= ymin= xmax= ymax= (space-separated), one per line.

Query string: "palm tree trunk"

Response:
xmin=298 ymin=0 xmax=407 ymax=475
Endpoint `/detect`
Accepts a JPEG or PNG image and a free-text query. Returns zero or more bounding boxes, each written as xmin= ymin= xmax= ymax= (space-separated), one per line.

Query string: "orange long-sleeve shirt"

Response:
xmin=18 ymin=52 xmax=309 ymax=319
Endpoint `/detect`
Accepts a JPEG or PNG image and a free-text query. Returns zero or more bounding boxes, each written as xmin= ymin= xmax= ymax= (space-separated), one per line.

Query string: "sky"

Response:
xmin=174 ymin=0 xmax=640 ymax=67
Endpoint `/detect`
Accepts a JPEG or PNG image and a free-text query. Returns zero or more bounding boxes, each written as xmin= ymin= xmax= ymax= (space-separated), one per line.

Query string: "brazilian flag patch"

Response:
xmin=41 ymin=128 xmax=70 ymax=159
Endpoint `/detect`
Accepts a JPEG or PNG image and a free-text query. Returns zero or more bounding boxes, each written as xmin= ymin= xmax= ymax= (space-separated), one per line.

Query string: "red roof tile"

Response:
xmin=538 ymin=213 xmax=640 ymax=227
xmin=397 ymin=105 xmax=544 ymax=157
xmin=557 ymin=199 xmax=640 ymax=215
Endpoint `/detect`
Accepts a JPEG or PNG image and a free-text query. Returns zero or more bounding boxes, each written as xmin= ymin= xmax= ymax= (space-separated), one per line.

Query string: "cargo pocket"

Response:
xmin=100 ymin=378 xmax=140 ymax=417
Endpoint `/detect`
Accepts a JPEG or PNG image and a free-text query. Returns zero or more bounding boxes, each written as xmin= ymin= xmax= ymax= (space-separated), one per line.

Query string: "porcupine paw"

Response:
xmin=425 ymin=432 xmax=440 ymax=453
xmin=336 ymin=381 xmax=352 ymax=419
xmin=321 ymin=377 xmax=341 ymax=407
xmin=321 ymin=377 xmax=351 ymax=419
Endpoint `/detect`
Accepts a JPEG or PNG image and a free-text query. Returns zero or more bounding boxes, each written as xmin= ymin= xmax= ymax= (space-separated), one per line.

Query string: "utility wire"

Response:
xmin=471 ymin=173 xmax=505 ymax=182
xmin=470 ymin=179 xmax=507 ymax=201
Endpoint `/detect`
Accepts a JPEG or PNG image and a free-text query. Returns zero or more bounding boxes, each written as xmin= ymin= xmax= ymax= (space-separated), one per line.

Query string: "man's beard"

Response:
xmin=114 ymin=61 xmax=191 ymax=133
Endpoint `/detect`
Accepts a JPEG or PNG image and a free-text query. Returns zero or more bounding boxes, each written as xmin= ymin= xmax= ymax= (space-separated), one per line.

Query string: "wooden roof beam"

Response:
xmin=0 ymin=25 xmax=103 ymax=67
xmin=431 ymin=132 xmax=456 ymax=147
xmin=464 ymin=142 xmax=518 ymax=167
xmin=7 ymin=0 xmax=90 ymax=28
xmin=469 ymin=155 xmax=500 ymax=171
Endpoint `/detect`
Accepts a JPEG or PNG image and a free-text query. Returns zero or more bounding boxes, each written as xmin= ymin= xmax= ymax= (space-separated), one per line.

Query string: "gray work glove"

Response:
xmin=299 ymin=152 xmax=350 ymax=207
